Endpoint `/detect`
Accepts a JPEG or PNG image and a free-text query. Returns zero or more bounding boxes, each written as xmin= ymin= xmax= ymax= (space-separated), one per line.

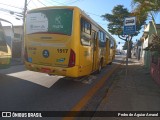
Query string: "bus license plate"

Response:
xmin=41 ymin=68 xmax=51 ymax=73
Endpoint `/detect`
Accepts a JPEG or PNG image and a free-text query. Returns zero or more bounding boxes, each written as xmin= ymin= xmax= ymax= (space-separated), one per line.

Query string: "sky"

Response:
xmin=0 ymin=0 xmax=160 ymax=49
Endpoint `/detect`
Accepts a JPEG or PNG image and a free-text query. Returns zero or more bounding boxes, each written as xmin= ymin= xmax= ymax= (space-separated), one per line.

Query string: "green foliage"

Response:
xmin=101 ymin=5 xmax=129 ymax=35
xmin=132 ymin=0 xmax=160 ymax=12
xmin=132 ymin=0 xmax=160 ymax=22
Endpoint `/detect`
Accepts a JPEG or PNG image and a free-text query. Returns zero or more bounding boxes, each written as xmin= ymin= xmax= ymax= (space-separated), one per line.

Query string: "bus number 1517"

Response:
xmin=57 ymin=49 xmax=68 ymax=53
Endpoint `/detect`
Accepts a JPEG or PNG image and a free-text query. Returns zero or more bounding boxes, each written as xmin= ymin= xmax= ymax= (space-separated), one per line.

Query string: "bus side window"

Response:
xmin=81 ymin=18 xmax=91 ymax=46
xmin=110 ymin=39 xmax=114 ymax=49
xmin=81 ymin=18 xmax=91 ymax=35
xmin=91 ymin=31 xmax=97 ymax=50
xmin=98 ymin=31 xmax=105 ymax=47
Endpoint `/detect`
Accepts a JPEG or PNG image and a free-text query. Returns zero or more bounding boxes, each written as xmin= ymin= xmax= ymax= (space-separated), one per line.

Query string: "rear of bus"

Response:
xmin=0 ymin=22 xmax=11 ymax=68
xmin=24 ymin=6 xmax=80 ymax=77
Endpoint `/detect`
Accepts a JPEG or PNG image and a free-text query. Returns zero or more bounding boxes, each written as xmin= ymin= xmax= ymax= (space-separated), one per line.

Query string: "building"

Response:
xmin=140 ymin=21 xmax=160 ymax=69
xmin=132 ymin=40 xmax=142 ymax=60
xmin=3 ymin=25 xmax=22 ymax=41
xmin=3 ymin=25 xmax=23 ymax=58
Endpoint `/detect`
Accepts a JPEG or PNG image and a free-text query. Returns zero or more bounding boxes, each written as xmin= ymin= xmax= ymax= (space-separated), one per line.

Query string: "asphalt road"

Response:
xmin=0 ymin=55 xmax=124 ymax=119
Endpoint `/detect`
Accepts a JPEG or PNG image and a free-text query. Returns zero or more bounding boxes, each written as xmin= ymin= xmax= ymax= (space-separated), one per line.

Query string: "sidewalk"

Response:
xmin=92 ymin=57 xmax=160 ymax=119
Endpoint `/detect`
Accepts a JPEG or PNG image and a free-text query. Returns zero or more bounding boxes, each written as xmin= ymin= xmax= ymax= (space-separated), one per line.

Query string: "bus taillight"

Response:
xmin=68 ymin=49 xmax=75 ymax=67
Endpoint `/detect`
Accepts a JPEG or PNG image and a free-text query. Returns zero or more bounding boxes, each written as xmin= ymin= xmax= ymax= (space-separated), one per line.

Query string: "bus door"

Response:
xmin=106 ymin=38 xmax=110 ymax=64
xmin=91 ymin=30 xmax=97 ymax=71
xmin=109 ymin=39 xmax=114 ymax=61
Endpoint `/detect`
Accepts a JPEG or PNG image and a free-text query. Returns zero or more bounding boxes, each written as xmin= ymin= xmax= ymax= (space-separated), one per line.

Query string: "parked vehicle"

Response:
xmin=0 ymin=20 xmax=11 ymax=68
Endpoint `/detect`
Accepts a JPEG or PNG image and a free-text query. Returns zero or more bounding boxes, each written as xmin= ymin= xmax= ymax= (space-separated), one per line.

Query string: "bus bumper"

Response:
xmin=25 ymin=62 xmax=79 ymax=78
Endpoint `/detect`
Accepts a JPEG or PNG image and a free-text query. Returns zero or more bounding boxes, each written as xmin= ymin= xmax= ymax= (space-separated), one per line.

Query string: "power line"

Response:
xmin=62 ymin=0 xmax=72 ymax=4
xmin=49 ymin=0 xmax=66 ymax=6
xmin=47 ymin=0 xmax=81 ymax=6
xmin=65 ymin=0 xmax=81 ymax=5
xmin=43 ymin=0 xmax=55 ymax=6
xmin=37 ymin=0 xmax=47 ymax=7
xmin=0 ymin=3 xmax=23 ymax=10
xmin=0 ymin=11 xmax=12 ymax=16
xmin=31 ymin=0 xmax=38 ymax=8
xmin=0 ymin=7 xmax=22 ymax=15
xmin=26 ymin=0 xmax=103 ymax=19
xmin=86 ymin=12 xmax=101 ymax=17
xmin=0 ymin=11 xmax=22 ymax=21
xmin=0 ymin=8 xmax=9 ymax=13
xmin=25 ymin=0 xmax=105 ymax=26
xmin=27 ymin=0 xmax=32 ymax=5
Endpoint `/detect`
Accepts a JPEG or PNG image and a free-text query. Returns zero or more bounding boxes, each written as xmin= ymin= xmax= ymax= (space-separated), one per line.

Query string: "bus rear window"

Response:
xmin=26 ymin=9 xmax=73 ymax=36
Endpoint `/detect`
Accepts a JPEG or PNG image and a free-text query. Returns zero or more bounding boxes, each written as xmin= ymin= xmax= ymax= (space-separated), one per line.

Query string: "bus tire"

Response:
xmin=108 ymin=57 xmax=113 ymax=65
xmin=108 ymin=62 xmax=112 ymax=65
xmin=97 ymin=60 xmax=102 ymax=73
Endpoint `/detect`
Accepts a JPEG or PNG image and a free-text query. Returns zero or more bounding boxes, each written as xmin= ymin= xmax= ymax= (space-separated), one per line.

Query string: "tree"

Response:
xmin=132 ymin=0 xmax=160 ymax=52
xmin=101 ymin=5 xmax=147 ymax=58
xmin=132 ymin=0 xmax=160 ymax=22
xmin=101 ymin=5 xmax=129 ymax=36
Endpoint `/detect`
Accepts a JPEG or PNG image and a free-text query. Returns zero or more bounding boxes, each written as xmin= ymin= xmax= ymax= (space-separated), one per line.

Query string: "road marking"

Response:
xmin=6 ymin=71 xmax=63 ymax=88
xmin=63 ymin=63 xmax=122 ymax=120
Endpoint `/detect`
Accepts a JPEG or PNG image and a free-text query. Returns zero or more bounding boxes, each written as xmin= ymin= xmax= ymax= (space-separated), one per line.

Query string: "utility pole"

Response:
xmin=125 ymin=35 xmax=130 ymax=75
xmin=126 ymin=36 xmax=128 ymax=64
xmin=21 ymin=0 xmax=27 ymax=63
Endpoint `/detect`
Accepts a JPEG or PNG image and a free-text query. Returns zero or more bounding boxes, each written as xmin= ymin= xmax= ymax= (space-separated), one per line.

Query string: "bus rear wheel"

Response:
xmin=108 ymin=57 xmax=113 ymax=65
xmin=97 ymin=61 xmax=102 ymax=73
xmin=108 ymin=62 xmax=112 ymax=65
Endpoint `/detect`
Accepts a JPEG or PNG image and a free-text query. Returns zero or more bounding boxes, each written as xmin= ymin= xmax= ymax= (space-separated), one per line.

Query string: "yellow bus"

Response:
xmin=24 ymin=6 xmax=116 ymax=78
xmin=0 ymin=20 xmax=11 ymax=68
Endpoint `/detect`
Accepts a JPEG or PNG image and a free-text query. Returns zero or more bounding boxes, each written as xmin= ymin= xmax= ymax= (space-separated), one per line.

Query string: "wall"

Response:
xmin=141 ymin=21 xmax=160 ymax=70
xmin=150 ymin=54 xmax=160 ymax=86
